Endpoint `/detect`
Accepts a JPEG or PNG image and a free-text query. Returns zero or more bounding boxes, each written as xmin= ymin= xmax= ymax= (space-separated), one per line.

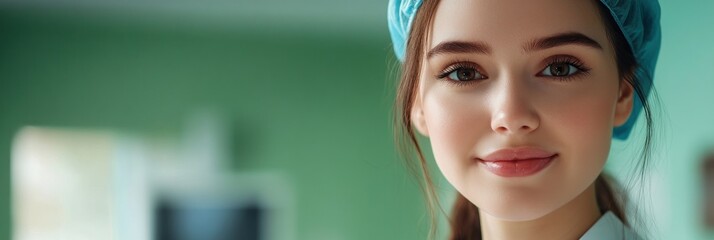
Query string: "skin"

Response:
xmin=410 ymin=0 xmax=634 ymax=239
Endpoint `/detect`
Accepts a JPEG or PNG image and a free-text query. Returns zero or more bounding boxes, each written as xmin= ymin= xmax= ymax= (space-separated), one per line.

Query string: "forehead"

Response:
xmin=429 ymin=0 xmax=608 ymax=51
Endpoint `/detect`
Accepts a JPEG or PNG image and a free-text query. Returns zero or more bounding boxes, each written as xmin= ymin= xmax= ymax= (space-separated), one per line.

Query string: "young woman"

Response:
xmin=387 ymin=0 xmax=661 ymax=239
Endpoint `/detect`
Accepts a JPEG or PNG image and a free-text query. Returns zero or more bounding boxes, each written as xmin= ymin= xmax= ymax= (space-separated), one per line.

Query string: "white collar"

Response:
xmin=580 ymin=211 xmax=642 ymax=240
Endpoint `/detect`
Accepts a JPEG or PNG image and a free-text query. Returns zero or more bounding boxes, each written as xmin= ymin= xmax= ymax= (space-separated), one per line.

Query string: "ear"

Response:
xmin=411 ymin=96 xmax=429 ymax=137
xmin=613 ymin=80 xmax=635 ymax=127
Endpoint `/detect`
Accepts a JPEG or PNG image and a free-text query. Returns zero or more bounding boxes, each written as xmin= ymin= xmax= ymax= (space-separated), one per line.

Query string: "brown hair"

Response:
xmin=392 ymin=0 xmax=656 ymax=239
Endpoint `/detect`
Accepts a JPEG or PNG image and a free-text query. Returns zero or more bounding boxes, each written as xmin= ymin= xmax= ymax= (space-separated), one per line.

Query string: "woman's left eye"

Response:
xmin=540 ymin=62 xmax=580 ymax=77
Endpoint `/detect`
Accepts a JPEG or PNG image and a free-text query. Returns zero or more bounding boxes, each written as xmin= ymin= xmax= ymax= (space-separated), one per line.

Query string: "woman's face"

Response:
xmin=412 ymin=0 xmax=634 ymax=221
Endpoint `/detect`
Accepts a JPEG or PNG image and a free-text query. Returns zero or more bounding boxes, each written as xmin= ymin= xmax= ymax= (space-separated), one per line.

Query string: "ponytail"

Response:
xmin=448 ymin=193 xmax=481 ymax=240
xmin=595 ymin=174 xmax=628 ymax=225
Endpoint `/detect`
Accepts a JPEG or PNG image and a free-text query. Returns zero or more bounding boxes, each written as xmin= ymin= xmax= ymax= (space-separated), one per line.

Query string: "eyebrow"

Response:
xmin=523 ymin=32 xmax=602 ymax=52
xmin=427 ymin=32 xmax=602 ymax=59
xmin=427 ymin=41 xmax=491 ymax=59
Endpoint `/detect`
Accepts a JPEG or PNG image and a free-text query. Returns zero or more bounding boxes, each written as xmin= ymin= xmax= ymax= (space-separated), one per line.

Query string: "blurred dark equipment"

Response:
xmin=155 ymin=199 xmax=264 ymax=240
xmin=703 ymin=150 xmax=714 ymax=228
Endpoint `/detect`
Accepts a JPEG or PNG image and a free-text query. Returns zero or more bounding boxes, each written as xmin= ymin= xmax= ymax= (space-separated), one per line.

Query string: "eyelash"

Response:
xmin=435 ymin=55 xmax=591 ymax=86
xmin=435 ymin=61 xmax=485 ymax=87
xmin=540 ymin=55 xmax=591 ymax=82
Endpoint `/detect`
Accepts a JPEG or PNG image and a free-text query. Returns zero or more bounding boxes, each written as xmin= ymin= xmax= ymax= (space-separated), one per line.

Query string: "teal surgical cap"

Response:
xmin=387 ymin=0 xmax=662 ymax=140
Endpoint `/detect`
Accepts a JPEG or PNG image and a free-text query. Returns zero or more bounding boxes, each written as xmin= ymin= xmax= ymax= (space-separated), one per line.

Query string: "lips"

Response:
xmin=477 ymin=147 xmax=557 ymax=177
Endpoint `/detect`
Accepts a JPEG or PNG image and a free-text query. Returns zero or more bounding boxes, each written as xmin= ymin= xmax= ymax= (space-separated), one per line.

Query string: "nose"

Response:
xmin=490 ymin=80 xmax=540 ymax=135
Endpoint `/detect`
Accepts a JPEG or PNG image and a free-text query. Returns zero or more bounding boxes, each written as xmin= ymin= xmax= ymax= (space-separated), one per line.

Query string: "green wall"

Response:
xmin=604 ymin=1 xmax=714 ymax=239
xmin=652 ymin=0 xmax=714 ymax=239
xmin=0 ymin=8 xmax=427 ymax=240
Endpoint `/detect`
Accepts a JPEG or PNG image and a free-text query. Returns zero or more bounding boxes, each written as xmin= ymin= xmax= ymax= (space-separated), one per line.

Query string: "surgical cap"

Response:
xmin=387 ymin=0 xmax=662 ymax=140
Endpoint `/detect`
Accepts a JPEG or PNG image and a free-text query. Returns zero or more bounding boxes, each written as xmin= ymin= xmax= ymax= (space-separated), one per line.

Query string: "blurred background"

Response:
xmin=0 ymin=0 xmax=713 ymax=239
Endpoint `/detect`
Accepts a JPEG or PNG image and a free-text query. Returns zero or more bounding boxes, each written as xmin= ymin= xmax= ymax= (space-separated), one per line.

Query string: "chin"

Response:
xmin=480 ymin=204 xmax=556 ymax=222
xmin=464 ymin=189 xmax=562 ymax=222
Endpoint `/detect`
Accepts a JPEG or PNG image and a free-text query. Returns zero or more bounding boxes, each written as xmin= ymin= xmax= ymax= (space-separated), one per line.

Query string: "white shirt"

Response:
xmin=580 ymin=211 xmax=643 ymax=240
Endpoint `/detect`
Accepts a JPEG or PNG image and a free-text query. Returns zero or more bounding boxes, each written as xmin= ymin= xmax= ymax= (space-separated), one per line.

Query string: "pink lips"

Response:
xmin=478 ymin=147 xmax=557 ymax=177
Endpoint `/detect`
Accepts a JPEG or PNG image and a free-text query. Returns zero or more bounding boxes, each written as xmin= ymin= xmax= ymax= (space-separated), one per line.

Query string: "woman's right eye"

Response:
xmin=438 ymin=65 xmax=486 ymax=82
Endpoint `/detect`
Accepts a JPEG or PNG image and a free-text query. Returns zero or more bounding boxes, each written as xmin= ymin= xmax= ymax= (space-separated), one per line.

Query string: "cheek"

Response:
xmin=542 ymin=81 xmax=618 ymax=168
xmin=545 ymin=87 xmax=617 ymax=188
xmin=420 ymin=88 xmax=489 ymax=189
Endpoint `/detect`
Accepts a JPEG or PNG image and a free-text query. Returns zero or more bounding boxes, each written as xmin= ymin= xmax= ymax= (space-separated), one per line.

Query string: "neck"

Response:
xmin=479 ymin=184 xmax=602 ymax=240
